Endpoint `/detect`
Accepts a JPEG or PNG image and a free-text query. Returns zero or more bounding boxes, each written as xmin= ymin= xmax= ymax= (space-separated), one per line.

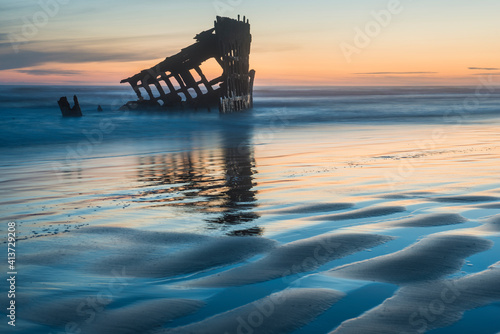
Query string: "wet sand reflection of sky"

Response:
xmin=136 ymin=126 xmax=262 ymax=236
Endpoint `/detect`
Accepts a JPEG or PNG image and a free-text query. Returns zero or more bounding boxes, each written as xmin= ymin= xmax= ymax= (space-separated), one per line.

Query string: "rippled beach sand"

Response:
xmin=1 ymin=86 xmax=500 ymax=333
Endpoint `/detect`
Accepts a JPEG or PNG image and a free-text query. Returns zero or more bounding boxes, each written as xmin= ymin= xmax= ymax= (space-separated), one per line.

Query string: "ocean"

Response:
xmin=1 ymin=85 xmax=500 ymax=333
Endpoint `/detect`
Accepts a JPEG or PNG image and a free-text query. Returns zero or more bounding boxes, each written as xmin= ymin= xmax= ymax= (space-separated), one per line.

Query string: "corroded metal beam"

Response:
xmin=120 ymin=16 xmax=255 ymax=113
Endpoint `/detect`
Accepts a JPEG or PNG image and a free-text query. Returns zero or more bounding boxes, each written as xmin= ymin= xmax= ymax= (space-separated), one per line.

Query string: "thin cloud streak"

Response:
xmin=468 ymin=67 xmax=499 ymax=71
xmin=16 ymin=69 xmax=83 ymax=76
xmin=354 ymin=72 xmax=438 ymax=75
xmin=0 ymin=32 xmax=192 ymax=71
xmin=473 ymin=73 xmax=500 ymax=76
xmin=0 ymin=50 xmax=162 ymax=71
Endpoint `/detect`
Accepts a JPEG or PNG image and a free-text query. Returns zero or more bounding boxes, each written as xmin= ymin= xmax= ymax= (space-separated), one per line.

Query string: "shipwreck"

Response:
xmin=120 ymin=16 xmax=255 ymax=113
xmin=58 ymin=95 xmax=82 ymax=117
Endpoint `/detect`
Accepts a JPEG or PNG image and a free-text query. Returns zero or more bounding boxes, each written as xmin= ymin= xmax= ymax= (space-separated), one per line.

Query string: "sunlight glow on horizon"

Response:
xmin=0 ymin=0 xmax=499 ymax=86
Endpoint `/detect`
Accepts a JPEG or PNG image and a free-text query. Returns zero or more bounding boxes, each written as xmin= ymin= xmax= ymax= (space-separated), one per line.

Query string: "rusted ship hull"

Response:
xmin=120 ymin=16 xmax=255 ymax=113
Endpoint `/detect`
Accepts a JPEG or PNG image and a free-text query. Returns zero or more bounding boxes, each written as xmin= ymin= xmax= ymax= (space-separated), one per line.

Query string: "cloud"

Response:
xmin=0 ymin=36 xmax=181 ymax=71
xmin=0 ymin=32 xmax=187 ymax=71
xmin=0 ymin=49 xmax=156 ymax=71
xmin=16 ymin=69 xmax=82 ymax=76
xmin=472 ymin=73 xmax=500 ymax=76
xmin=468 ymin=67 xmax=499 ymax=71
xmin=354 ymin=72 xmax=438 ymax=75
xmin=0 ymin=33 xmax=10 ymax=42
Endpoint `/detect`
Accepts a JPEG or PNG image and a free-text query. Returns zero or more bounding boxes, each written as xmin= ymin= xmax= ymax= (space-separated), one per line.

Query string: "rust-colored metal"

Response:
xmin=120 ymin=16 xmax=255 ymax=113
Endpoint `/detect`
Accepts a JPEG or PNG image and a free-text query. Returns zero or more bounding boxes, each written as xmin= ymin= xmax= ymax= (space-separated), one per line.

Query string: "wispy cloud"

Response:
xmin=354 ymin=72 xmax=438 ymax=75
xmin=0 ymin=34 xmax=181 ymax=71
xmin=472 ymin=73 xmax=500 ymax=76
xmin=468 ymin=67 xmax=499 ymax=71
xmin=16 ymin=69 xmax=82 ymax=76
xmin=0 ymin=49 xmax=159 ymax=71
xmin=0 ymin=33 xmax=11 ymax=42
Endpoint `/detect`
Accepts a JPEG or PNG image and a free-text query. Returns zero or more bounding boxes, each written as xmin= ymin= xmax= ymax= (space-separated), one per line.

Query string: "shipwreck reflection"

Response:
xmin=137 ymin=126 xmax=261 ymax=235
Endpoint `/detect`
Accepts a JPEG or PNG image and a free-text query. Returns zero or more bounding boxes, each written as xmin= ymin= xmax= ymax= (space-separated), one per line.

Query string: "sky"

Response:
xmin=0 ymin=0 xmax=499 ymax=86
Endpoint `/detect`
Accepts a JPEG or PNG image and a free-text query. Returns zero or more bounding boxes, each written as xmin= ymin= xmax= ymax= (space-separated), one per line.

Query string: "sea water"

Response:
xmin=1 ymin=85 xmax=500 ymax=333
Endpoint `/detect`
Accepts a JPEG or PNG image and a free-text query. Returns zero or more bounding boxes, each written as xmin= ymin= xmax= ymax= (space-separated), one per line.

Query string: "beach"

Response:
xmin=1 ymin=85 xmax=500 ymax=333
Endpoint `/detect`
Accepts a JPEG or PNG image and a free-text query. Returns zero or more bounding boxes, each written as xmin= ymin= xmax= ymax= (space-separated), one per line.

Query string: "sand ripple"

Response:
xmin=186 ymin=233 xmax=394 ymax=287
xmin=23 ymin=298 xmax=203 ymax=333
xmin=311 ymin=206 xmax=406 ymax=221
xmin=264 ymin=202 xmax=354 ymax=214
xmin=159 ymin=289 xmax=344 ymax=334
xmin=75 ymin=226 xmax=211 ymax=244
xmin=385 ymin=213 xmax=468 ymax=228
xmin=91 ymin=236 xmax=277 ymax=278
xmin=330 ymin=262 xmax=500 ymax=334
xmin=83 ymin=299 xmax=204 ymax=334
xmin=428 ymin=195 xmax=499 ymax=203
xmin=327 ymin=234 xmax=492 ymax=284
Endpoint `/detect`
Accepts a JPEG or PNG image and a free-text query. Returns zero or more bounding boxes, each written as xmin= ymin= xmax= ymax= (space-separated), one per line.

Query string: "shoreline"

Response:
xmin=1 ymin=87 xmax=500 ymax=333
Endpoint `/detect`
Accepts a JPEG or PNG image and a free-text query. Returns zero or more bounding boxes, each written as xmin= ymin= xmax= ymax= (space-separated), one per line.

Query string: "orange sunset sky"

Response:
xmin=0 ymin=0 xmax=499 ymax=86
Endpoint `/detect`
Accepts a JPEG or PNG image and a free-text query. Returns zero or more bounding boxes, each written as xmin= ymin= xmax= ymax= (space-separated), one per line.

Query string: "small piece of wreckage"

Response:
xmin=58 ymin=95 xmax=82 ymax=117
xmin=120 ymin=15 xmax=255 ymax=113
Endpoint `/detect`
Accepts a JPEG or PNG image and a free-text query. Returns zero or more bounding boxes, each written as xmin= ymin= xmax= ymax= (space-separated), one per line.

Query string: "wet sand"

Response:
xmin=1 ymin=114 xmax=500 ymax=334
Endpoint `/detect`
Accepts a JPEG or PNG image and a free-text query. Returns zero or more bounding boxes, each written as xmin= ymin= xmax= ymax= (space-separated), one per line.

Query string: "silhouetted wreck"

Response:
xmin=58 ymin=95 xmax=82 ymax=117
xmin=120 ymin=16 xmax=255 ymax=113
